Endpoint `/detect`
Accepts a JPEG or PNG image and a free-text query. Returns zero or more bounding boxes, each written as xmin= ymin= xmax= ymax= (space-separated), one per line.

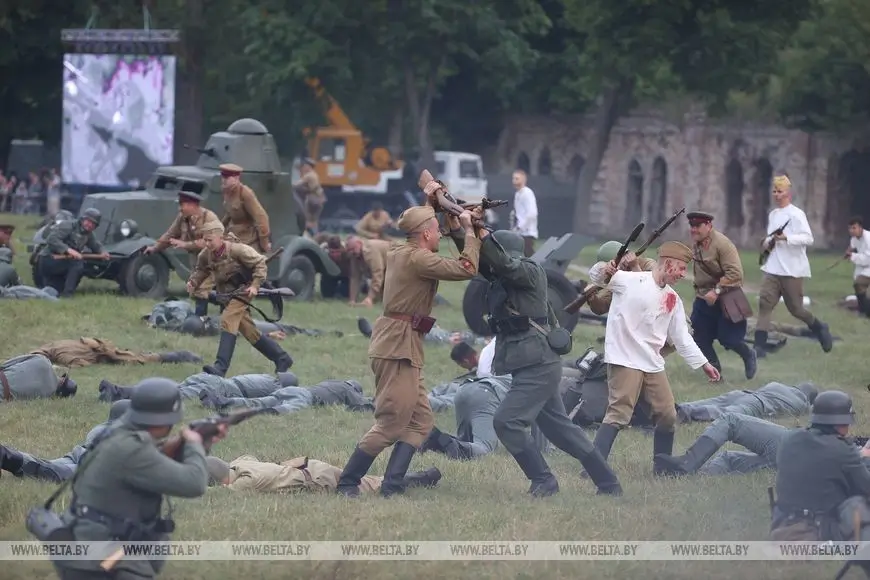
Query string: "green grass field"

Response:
xmin=1 ymin=212 xmax=867 ymax=579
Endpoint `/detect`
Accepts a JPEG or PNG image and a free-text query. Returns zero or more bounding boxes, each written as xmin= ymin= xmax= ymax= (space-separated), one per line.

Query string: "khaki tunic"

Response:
xmin=349 ymin=239 xmax=390 ymax=303
xmin=359 ymin=232 xmax=481 ymax=454
xmin=226 ymin=455 xmax=380 ymax=494
xmin=295 ymin=172 xmax=326 ymax=226
xmin=692 ymin=229 xmax=744 ymax=298
xmin=222 ymin=183 xmax=270 ymax=252
xmin=154 ymin=208 xmax=221 ymax=299
xmin=189 ymin=242 xmax=267 ymax=342
xmin=355 ymin=210 xmax=392 ymax=239
xmin=29 ymin=337 xmax=161 ymax=367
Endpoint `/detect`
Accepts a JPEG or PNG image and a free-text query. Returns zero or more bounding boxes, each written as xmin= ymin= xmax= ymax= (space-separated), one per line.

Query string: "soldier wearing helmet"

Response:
xmin=36 ymin=208 xmax=109 ymax=297
xmin=52 ymin=378 xmax=226 ymax=580
xmin=770 ymin=390 xmax=870 ymax=553
xmin=476 ymin=229 xmax=623 ymax=498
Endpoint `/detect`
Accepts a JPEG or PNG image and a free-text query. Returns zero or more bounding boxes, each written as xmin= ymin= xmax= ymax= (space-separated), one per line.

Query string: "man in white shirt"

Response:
xmin=755 ymin=175 xmax=833 ymax=356
xmin=511 ymin=170 xmax=538 ymax=257
xmin=476 ymin=337 xmax=495 ymax=377
xmin=588 ymin=241 xmax=721 ymax=474
xmin=847 ymin=216 xmax=870 ymax=317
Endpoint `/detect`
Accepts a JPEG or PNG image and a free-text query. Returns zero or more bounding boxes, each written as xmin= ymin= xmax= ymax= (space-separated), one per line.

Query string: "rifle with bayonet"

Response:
xmin=564 ymin=221 xmax=647 ymax=314
xmin=759 ymin=220 xmax=790 ymax=266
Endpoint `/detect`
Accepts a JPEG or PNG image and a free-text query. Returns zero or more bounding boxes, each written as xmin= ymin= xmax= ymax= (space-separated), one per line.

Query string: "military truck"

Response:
xmin=27 ymin=119 xmax=340 ymax=300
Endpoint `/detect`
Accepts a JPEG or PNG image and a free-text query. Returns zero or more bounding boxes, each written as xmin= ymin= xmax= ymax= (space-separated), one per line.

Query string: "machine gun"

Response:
xmin=759 ymin=220 xmax=790 ymax=266
xmin=183 ymin=143 xmax=219 ymax=160
xmin=563 ymin=221 xmax=646 ymax=314
xmin=159 ymin=407 xmax=273 ymax=460
xmin=417 ymin=170 xmax=506 ymax=232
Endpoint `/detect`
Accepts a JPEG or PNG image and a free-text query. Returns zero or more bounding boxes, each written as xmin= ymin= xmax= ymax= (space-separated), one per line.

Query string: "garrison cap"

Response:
xmin=178 ymin=191 xmax=203 ymax=203
xmin=219 ymin=163 xmax=243 ymax=177
xmin=200 ymin=220 xmax=225 ymax=236
xmin=0 ymin=224 xmax=15 ymax=232
xmin=397 ymin=205 xmax=436 ymax=234
xmin=686 ymin=211 xmax=714 ymax=224
xmin=657 ymin=241 xmax=693 ymax=264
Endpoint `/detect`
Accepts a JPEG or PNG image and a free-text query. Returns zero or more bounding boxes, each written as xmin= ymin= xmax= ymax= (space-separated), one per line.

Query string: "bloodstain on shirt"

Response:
xmin=663 ymin=291 xmax=677 ymax=313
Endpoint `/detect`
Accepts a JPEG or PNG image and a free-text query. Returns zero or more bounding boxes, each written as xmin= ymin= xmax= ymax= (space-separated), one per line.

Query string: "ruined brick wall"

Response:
xmin=491 ymin=109 xmax=857 ymax=248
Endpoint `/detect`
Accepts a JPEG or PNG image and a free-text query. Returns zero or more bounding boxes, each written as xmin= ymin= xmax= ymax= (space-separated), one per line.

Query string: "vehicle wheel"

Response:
xmin=462 ymin=276 xmax=491 ymax=337
xmin=279 ymin=254 xmax=316 ymax=301
xmin=119 ymin=253 xmax=170 ymax=298
xmin=31 ymin=264 xmax=45 ymax=288
xmin=546 ymin=269 xmax=580 ymax=332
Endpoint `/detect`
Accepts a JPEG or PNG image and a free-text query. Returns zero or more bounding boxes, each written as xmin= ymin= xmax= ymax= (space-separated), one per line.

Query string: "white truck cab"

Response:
xmin=433 ymin=151 xmax=488 ymax=203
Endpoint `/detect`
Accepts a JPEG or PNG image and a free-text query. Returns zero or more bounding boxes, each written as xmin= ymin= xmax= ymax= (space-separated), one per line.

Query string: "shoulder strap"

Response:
xmin=43 ymin=426 xmax=119 ymax=510
xmin=692 ymin=246 xmax=723 ymax=283
xmin=506 ymin=301 xmax=561 ymax=337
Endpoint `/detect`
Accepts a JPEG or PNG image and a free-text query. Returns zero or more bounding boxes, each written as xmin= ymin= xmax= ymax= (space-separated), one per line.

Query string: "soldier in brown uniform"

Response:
xmin=687 ymin=211 xmax=757 ymax=379
xmin=0 ymin=224 xmax=15 ymax=257
xmin=144 ymin=191 xmax=222 ymax=316
xmin=219 ymin=163 xmax=272 ymax=254
xmin=336 ymin=203 xmax=483 ymax=498
xmin=187 ymin=222 xmax=293 ymax=377
xmin=355 ymin=202 xmax=393 ymax=240
xmin=293 ymin=158 xmax=326 ymax=235
xmin=345 ymin=235 xmax=390 ymax=307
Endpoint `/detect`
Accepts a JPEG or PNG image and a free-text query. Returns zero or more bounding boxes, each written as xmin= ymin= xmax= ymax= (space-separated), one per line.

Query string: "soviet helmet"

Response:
xmin=597 ymin=241 xmax=622 ymax=263
xmin=127 ymin=378 xmax=183 ymax=426
xmin=491 ymin=230 xmax=525 ymax=258
xmin=810 ymin=390 xmax=854 ymax=426
xmin=80 ymin=207 xmax=102 ymax=227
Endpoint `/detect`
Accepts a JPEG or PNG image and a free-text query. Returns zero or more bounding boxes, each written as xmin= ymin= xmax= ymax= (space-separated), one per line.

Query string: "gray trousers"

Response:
xmin=698 ymin=413 xmax=789 ymax=476
xmin=677 ymin=390 xmax=758 ymax=422
xmin=178 ymin=382 xmax=244 ymax=400
xmin=455 ymin=384 xmax=501 ymax=457
xmin=493 ymin=360 xmax=595 ymax=458
xmin=222 ymin=387 xmax=316 ymax=414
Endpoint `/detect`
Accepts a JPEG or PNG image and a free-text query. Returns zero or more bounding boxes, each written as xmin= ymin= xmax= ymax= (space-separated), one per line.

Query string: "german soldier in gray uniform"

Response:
xmin=769 ymin=391 xmax=870 ymax=565
xmin=52 ymin=378 xmax=225 ymax=580
xmin=479 ymin=230 xmax=622 ymax=497
xmin=676 ymin=381 xmax=818 ymax=422
xmin=0 ymin=354 xmax=77 ymax=402
xmin=37 ymin=208 xmax=109 ymax=297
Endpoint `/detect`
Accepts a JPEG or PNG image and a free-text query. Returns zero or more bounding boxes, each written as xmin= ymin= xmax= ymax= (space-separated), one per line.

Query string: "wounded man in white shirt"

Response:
xmin=587 ymin=241 xmax=721 ymax=476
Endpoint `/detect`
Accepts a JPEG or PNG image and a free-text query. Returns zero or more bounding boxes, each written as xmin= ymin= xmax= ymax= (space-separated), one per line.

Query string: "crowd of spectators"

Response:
xmin=0 ymin=167 xmax=63 ymax=216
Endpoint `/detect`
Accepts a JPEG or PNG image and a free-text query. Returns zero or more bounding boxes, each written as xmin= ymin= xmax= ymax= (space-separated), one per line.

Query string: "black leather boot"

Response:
xmin=654 ymin=435 xmax=719 ymax=476
xmin=98 ymin=380 xmax=133 ymax=402
xmin=203 ymin=332 xmax=237 ymax=377
xmin=511 ymin=444 xmax=559 ymax=498
xmin=0 ymin=445 xmax=25 ymax=476
xmin=754 ymin=330 xmax=768 ymax=358
xmin=652 ymin=430 xmax=675 ymax=476
xmin=403 ymin=467 xmax=442 ymax=489
xmin=194 ymin=298 xmax=209 ymax=317
xmin=380 ymin=442 xmax=417 ymax=498
xmin=252 ymin=335 xmax=294 ymax=373
xmin=809 ymin=319 xmax=833 ymax=353
xmin=731 ymin=342 xmax=757 ymax=379
xmin=336 ymin=447 xmax=377 ymax=498
xmin=581 ymin=423 xmax=620 ymax=480
xmin=159 ymin=351 xmax=203 ymax=363
xmin=579 ymin=448 xmax=623 ymax=496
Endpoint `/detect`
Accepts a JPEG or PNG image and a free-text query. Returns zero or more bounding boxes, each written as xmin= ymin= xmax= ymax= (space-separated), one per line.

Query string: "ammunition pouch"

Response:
xmin=770 ymin=507 xmax=838 ymax=542
xmin=385 ymin=313 xmax=436 ymax=334
xmin=73 ymin=504 xmax=174 ymax=541
xmin=26 ymin=507 xmax=74 ymax=542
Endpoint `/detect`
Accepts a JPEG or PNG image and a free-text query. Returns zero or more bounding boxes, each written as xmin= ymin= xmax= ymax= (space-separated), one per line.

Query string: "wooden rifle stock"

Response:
xmin=418 ymin=170 xmax=495 ymax=231
xmin=159 ymin=407 xmax=272 ymax=460
xmin=51 ymin=253 xmax=108 ymax=260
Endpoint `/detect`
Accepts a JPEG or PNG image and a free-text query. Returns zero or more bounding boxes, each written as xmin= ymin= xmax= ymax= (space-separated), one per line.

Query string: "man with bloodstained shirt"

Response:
xmin=585 ymin=241 xmax=722 ymax=475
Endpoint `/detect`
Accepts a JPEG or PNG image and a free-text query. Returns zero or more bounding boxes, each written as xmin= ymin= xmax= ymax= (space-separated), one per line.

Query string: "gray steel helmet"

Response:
xmin=54 ymin=210 xmax=75 ymax=223
xmin=80 ymin=207 xmax=102 ymax=227
xmin=278 ymin=371 xmax=299 ymax=387
xmin=491 ymin=230 xmax=525 ymax=258
xmin=180 ymin=315 xmax=208 ymax=336
xmin=108 ymin=399 xmax=132 ymax=422
xmin=795 ymin=382 xmax=819 ymax=405
xmin=810 ymin=390 xmax=854 ymax=426
xmin=127 ymin=378 xmax=183 ymax=426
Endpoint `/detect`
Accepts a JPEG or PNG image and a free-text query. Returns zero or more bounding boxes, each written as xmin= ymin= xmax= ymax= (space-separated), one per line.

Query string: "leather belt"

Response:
xmin=0 ymin=370 xmax=12 ymax=401
xmin=385 ymin=312 xmax=415 ymax=323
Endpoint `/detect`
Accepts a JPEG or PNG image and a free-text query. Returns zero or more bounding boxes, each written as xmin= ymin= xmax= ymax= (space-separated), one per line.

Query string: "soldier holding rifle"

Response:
xmin=36 ymin=208 xmax=109 ymax=298
xmin=336 ymin=175 xmax=483 ymax=499
xmin=50 ymin=378 xmax=227 ymax=580
xmin=187 ymin=222 xmax=293 ymax=377
xmin=755 ymin=175 xmax=832 ymax=357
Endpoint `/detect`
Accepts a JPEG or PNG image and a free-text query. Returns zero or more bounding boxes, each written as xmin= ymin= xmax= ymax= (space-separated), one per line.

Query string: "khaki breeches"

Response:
xmin=854 ymin=275 xmax=870 ymax=296
xmin=603 ymin=364 xmax=677 ymax=432
xmin=220 ymin=299 xmax=262 ymax=344
xmin=756 ymin=273 xmax=815 ymax=330
xmin=304 ymin=197 xmax=325 ymax=227
xmin=358 ymin=358 xmax=434 ymax=455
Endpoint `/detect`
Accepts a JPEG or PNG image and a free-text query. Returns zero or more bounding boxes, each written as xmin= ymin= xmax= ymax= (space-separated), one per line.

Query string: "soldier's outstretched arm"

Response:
xmin=46 ymin=221 xmax=74 ymax=254
xmin=187 ymin=250 xmax=211 ymax=290
xmin=233 ymin=245 xmax=267 ymax=290
xmin=478 ymin=236 xmax=537 ymax=288
xmin=122 ymin=436 xmax=208 ymax=497
xmin=413 ymin=234 xmax=481 ymax=281
xmin=154 ymin=215 xmax=184 ymax=251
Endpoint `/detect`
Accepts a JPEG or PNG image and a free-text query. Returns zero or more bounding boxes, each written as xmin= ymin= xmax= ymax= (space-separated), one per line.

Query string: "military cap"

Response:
xmin=219 ymin=163 xmax=243 ymax=177
xmin=178 ymin=191 xmax=203 ymax=203
xmin=127 ymin=377 xmax=183 ymax=426
xmin=0 ymin=224 xmax=15 ymax=232
xmin=397 ymin=205 xmax=436 ymax=234
xmin=686 ymin=211 xmax=714 ymax=224
xmin=108 ymin=399 xmax=132 ymax=422
xmin=658 ymin=241 xmax=693 ymax=263
xmin=491 ymin=230 xmax=525 ymax=258
xmin=200 ymin=220 xmax=225 ymax=236
xmin=810 ymin=390 xmax=854 ymax=425
xmin=597 ymin=241 xmax=622 ymax=263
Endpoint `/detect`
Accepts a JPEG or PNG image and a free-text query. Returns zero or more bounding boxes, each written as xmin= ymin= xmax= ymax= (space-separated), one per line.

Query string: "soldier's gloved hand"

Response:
xmin=67 ymin=249 xmax=83 ymax=260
